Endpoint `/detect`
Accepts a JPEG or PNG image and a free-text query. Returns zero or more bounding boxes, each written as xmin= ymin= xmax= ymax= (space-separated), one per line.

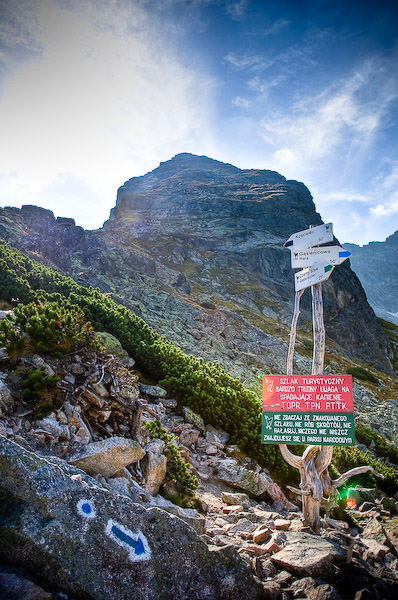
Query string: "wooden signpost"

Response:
xmin=294 ymin=262 xmax=334 ymax=292
xmin=262 ymin=223 xmax=382 ymax=533
xmin=291 ymin=246 xmax=351 ymax=269
xmin=284 ymin=222 xmax=333 ymax=250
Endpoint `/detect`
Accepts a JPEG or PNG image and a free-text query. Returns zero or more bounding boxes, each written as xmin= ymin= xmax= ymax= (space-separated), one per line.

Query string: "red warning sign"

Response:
xmin=262 ymin=375 xmax=353 ymax=413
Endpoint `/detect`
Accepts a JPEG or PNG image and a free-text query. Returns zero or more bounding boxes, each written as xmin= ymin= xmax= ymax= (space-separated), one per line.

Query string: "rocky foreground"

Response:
xmin=1 ymin=334 xmax=398 ymax=599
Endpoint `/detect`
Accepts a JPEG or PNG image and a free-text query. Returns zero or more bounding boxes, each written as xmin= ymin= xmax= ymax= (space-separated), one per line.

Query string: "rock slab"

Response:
xmin=0 ymin=436 xmax=264 ymax=600
xmin=68 ymin=436 xmax=145 ymax=476
xmin=270 ymin=532 xmax=346 ymax=577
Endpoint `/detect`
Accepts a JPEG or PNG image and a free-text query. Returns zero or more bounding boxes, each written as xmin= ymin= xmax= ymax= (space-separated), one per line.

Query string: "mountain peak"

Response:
xmin=162 ymin=152 xmax=239 ymax=171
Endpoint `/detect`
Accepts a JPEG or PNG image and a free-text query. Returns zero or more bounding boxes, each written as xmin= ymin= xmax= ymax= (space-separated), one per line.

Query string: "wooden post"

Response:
xmin=280 ymin=234 xmax=382 ymax=532
xmin=287 ymin=289 xmax=304 ymax=376
xmin=311 ymin=282 xmax=325 ymax=375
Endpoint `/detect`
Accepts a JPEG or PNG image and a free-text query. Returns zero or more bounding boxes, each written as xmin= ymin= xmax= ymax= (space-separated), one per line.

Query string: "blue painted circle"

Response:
xmin=81 ymin=502 xmax=92 ymax=514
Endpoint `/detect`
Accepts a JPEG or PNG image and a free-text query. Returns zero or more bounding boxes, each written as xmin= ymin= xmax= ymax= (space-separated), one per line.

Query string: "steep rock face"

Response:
xmin=0 ymin=154 xmax=392 ymax=375
xmin=345 ymin=231 xmax=398 ymax=325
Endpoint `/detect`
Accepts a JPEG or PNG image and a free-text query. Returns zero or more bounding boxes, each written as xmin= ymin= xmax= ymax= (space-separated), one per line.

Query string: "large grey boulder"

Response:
xmin=0 ymin=436 xmax=264 ymax=600
xmin=217 ymin=459 xmax=267 ymax=496
xmin=68 ymin=436 xmax=145 ymax=476
xmin=217 ymin=458 xmax=292 ymax=507
xmin=270 ymin=532 xmax=346 ymax=577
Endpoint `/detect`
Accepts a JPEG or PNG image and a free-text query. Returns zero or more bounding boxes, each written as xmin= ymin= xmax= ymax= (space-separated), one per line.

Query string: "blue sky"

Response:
xmin=0 ymin=0 xmax=397 ymax=244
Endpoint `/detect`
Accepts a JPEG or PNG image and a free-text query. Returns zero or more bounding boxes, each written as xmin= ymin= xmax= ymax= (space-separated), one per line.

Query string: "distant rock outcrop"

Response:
xmin=0 ymin=153 xmax=393 ymax=375
xmin=345 ymin=231 xmax=398 ymax=325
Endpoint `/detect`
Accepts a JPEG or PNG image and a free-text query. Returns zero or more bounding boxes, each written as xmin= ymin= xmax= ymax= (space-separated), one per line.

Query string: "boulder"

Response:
xmin=182 ymin=406 xmax=205 ymax=433
xmin=205 ymin=425 xmax=229 ymax=448
xmin=68 ymin=436 xmax=145 ymax=477
xmin=179 ymin=428 xmax=200 ymax=447
xmin=142 ymin=439 xmax=167 ymax=496
xmin=270 ymin=532 xmax=346 ymax=577
xmin=95 ymin=332 xmax=132 ymax=363
xmin=217 ymin=459 xmax=292 ymax=508
xmin=34 ymin=416 xmax=70 ymax=442
xmin=148 ymin=494 xmax=206 ymax=535
xmin=0 ymin=436 xmax=265 ymax=600
xmin=0 ymin=381 xmax=14 ymax=415
xmin=290 ymin=577 xmax=341 ymax=600
xmin=221 ymin=491 xmax=251 ymax=507
xmin=0 ymin=571 xmax=52 ymax=600
xmin=138 ymin=383 xmax=167 ymax=398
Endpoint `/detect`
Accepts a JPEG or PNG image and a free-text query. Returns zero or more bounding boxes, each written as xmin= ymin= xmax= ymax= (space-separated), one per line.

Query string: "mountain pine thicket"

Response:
xmin=1 ymin=240 xmax=398 ymax=494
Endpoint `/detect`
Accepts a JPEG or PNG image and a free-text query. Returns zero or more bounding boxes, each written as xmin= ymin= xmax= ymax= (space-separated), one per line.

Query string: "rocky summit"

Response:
xmin=0 ymin=153 xmax=392 ymax=381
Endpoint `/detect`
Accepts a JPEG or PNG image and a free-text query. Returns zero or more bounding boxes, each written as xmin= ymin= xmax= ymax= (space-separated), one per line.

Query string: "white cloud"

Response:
xmin=253 ymin=56 xmax=398 ymax=244
xmin=0 ymin=0 xmax=216 ymax=228
xmin=260 ymin=57 xmax=397 ymax=174
xmin=312 ymin=160 xmax=398 ymax=244
xmin=262 ymin=18 xmax=290 ymax=36
xmin=248 ymin=74 xmax=286 ymax=94
xmin=369 ymin=161 xmax=398 ymax=217
xmin=232 ymin=95 xmax=251 ymax=108
xmin=224 ymin=51 xmax=273 ymax=71
xmin=223 ymin=0 xmax=249 ymax=21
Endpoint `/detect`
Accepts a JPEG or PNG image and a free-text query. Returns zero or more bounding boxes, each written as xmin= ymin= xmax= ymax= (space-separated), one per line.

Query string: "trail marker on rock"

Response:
xmin=261 ymin=223 xmax=381 ymax=534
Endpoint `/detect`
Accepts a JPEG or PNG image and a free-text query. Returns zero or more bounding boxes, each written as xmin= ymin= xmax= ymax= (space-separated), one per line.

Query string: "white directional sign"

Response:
xmin=284 ymin=223 xmax=333 ymax=251
xmin=291 ymin=246 xmax=351 ymax=268
xmin=295 ymin=262 xmax=334 ymax=291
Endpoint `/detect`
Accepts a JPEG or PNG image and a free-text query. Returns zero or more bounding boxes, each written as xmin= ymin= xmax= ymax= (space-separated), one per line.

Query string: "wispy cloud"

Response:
xmin=232 ymin=95 xmax=251 ymax=108
xmin=224 ymin=51 xmax=272 ymax=71
xmin=370 ymin=161 xmax=398 ymax=217
xmin=0 ymin=0 xmax=216 ymax=228
xmin=261 ymin=56 xmax=397 ymax=168
xmin=253 ymin=54 xmax=398 ymax=244
xmin=223 ymin=0 xmax=249 ymax=21
xmin=262 ymin=18 xmax=290 ymax=36
xmin=248 ymin=74 xmax=286 ymax=94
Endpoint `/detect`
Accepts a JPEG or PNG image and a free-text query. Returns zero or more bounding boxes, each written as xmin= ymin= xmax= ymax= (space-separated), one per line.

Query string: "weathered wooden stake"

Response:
xmin=311 ymin=282 xmax=325 ymax=376
xmin=287 ymin=289 xmax=304 ymax=376
xmin=280 ymin=264 xmax=383 ymax=533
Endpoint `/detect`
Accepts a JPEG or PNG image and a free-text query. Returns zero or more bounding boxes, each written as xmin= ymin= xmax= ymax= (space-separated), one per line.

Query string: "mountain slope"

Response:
xmin=0 ymin=153 xmax=392 ymax=376
xmin=345 ymin=231 xmax=398 ymax=325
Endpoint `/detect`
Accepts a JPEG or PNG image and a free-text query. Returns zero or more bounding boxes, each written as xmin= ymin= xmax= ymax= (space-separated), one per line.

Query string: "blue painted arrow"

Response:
xmin=339 ymin=251 xmax=351 ymax=258
xmin=111 ymin=524 xmax=145 ymax=555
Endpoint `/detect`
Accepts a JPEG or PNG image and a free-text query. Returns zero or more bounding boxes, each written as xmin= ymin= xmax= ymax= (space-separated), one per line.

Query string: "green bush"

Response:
xmin=0 ymin=300 xmax=101 ymax=357
xmin=0 ymin=241 xmax=295 ymax=484
xmin=22 ymin=367 xmax=60 ymax=412
xmin=356 ymin=423 xmax=398 ymax=465
xmin=346 ymin=366 xmax=380 ymax=385
xmin=143 ymin=420 xmax=199 ymax=490
xmin=333 ymin=446 xmax=398 ymax=495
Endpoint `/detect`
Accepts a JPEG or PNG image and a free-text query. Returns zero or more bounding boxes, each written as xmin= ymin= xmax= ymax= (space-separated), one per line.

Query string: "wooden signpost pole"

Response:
xmin=286 ymin=289 xmax=304 ymax=377
xmin=311 ymin=282 xmax=325 ymax=376
xmin=276 ymin=223 xmax=382 ymax=533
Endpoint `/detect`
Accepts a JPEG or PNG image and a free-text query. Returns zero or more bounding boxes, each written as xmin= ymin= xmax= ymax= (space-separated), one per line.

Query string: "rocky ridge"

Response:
xmin=1 ymin=332 xmax=398 ymax=599
xmin=0 ymin=153 xmax=393 ymax=381
xmin=344 ymin=231 xmax=398 ymax=325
